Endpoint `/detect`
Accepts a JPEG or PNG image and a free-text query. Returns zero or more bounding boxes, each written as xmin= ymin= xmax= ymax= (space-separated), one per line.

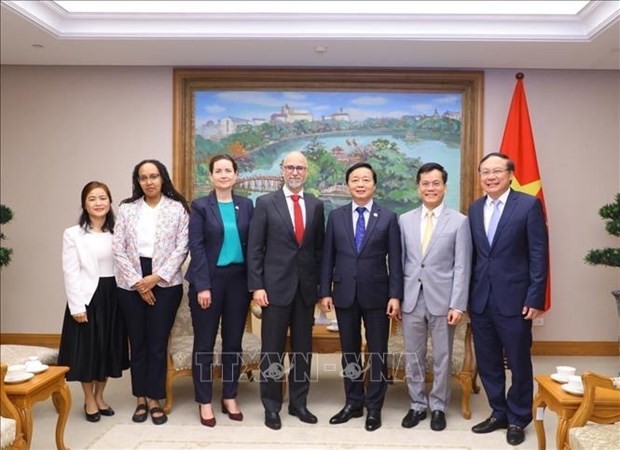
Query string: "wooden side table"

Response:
xmin=310 ymin=325 xmax=342 ymax=353
xmin=4 ymin=366 xmax=72 ymax=450
xmin=532 ymin=374 xmax=619 ymax=450
xmin=285 ymin=325 xmax=343 ymax=353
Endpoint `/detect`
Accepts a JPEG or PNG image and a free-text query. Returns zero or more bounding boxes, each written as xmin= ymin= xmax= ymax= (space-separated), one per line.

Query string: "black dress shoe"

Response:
xmin=288 ymin=406 xmax=318 ymax=424
xmin=507 ymin=425 xmax=525 ymax=446
xmin=430 ymin=410 xmax=446 ymax=431
xmin=149 ymin=406 xmax=168 ymax=425
xmin=471 ymin=417 xmax=508 ymax=433
xmin=131 ymin=404 xmax=148 ymax=423
xmin=365 ymin=409 xmax=382 ymax=432
xmin=264 ymin=411 xmax=281 ymax=430
xmin=329 ymin=405 xmax=364 ymax=424
xmin=98 ymin=407 xmax=115 ymax=417
xmin=401 ymin=409 xmax=427 ymax=428
xmin=84 ymin=405 xmax=100 ymax=423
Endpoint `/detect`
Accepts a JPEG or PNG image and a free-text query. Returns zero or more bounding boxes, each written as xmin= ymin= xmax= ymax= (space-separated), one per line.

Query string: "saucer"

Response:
xmin=561 ymin=384 xmax=584 ymax=396
xmin=550 ymin=373 xmax=570 ymax=384
xmin=4 ymin=371 xmax=35 ymax=384
xmin=25 ymin=364 xmax=49 ymax=374
xmin=7 ymin=364 xmax=26 ymax=372
xmin=326 ymin=324 xmax=339 ymax=332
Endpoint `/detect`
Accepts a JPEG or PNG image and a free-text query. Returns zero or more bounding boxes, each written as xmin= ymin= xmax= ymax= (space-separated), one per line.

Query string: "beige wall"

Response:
xmin=1 ymin=66 xmax=619 ymax=341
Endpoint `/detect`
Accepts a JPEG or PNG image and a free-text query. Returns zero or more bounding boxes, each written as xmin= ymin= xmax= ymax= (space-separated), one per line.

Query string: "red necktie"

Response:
xmin=291 ymin=194 xmax=304 ymax=245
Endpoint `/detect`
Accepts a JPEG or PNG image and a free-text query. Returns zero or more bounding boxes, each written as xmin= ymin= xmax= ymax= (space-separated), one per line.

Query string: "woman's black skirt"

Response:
xmin=58 ymin=277 xmax=129 ymax=382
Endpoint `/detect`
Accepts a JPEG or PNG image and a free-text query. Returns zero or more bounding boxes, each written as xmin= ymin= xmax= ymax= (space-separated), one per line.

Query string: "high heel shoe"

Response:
xmin=221 ymin=399 xmax=243 ymax=421
xmin=84 ymin=405 xmax=101 ymax=423
xmin=199 ymin=405 xmax=216 ymax=427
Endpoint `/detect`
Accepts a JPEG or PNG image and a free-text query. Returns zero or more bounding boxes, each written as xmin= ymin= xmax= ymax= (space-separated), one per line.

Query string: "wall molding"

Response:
xmin=1 ymin=333 xmax=618 ymax=356
xmin=531 ymin=341 xmax=618 ymax=356
xmin=0 ymin=334 xmax=60 ymax=348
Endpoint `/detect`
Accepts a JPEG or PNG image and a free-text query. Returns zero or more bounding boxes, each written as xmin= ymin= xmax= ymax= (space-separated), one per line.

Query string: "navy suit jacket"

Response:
xmin=320 ymin=201 xmax=403 ymax=309
xmin=186 ymin=192 xmax=253 ymax=292
xmin=247 ymin=189 xmax=325 ymax=307
xmin=468 ymin=189 xmax=548 ymax=316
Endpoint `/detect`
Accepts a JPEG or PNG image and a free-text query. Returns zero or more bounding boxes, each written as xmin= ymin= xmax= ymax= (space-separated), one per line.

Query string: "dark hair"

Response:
xmin=121 ymin=159 xmax=190 ymax=213
xmin=79 ymin=181 xmax=115 ymax=233
xmin=416 ymin=162 xmax=448 ymax=184
xmin=478 ymin=152 xmax=515 ymax=172
xmin=209 ymin=154 xmax=238 ymax=173
xmin=345 ymin=162 xmax=377 ymax=184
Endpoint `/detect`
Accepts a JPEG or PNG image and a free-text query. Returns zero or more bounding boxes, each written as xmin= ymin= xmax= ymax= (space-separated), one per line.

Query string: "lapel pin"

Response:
xmin=373 ymin=212 xmax=378 ymax=217
xmin=235 ymin=205 xmax=239 ymax=210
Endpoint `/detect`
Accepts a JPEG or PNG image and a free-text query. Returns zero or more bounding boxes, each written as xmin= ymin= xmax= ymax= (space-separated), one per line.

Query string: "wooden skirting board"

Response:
xmin=1 ymin=333 xmax=60 ymax=348
xmin=0 ymin=333 xmax=617 ymax=356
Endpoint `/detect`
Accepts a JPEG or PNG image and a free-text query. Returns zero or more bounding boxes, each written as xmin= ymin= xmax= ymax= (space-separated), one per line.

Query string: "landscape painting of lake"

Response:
xmin=193 ymin=90 xmax=463 ymax=215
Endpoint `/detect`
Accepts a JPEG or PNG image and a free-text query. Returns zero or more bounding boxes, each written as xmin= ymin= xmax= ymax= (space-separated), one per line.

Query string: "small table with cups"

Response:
xmin=533 ymin=369 xmax=619 ymax=450
xmin=4 ymin=364 xmax=72 ymax=450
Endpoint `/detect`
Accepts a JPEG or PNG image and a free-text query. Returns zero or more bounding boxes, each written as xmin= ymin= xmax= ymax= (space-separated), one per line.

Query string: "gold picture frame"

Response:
xmin=173 ymin=68 xmax=483 ymax=212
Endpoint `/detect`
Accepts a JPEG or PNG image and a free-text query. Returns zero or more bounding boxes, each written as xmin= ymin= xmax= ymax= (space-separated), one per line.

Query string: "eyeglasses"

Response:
xmin=138 ymin=174 xmax=161 ymax=183
xmin=283 ymin=165 xmax=307 ymax=173
xmin=419 ymin=181 xmax=444 ymax=188
xmin=479 ymin=169 xmax=509 ymax=178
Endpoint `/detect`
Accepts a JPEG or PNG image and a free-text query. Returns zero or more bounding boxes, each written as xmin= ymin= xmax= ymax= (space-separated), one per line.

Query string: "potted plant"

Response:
xmin=0 ymin=204 xmax=13 ymax=267
xmin=584 ymin=193 xmax=620 ymax=315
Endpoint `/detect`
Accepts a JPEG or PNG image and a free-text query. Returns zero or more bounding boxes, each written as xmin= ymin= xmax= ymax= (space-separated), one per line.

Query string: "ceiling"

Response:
xmin=1 ymin=0 xmax=619 ymax=69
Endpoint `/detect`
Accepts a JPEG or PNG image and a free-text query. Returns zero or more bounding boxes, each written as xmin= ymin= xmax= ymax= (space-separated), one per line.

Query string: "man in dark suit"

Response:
xmin=468 ymin=152 xmax=548 ymax=446
xmin=247 ymin=151 xmax=325 ymax=430
xmin=320 ymin=162 xmax=403 ymax=432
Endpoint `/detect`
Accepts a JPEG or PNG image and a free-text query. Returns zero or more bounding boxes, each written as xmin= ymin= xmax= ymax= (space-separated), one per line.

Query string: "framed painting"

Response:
xmin=173 ymin=68 xmax=483 ymax=215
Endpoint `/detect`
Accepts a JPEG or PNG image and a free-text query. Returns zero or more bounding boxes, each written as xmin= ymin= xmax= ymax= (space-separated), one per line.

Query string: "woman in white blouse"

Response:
xmin=112 ymin=160 xmax=189 ymax=426
xmin=58 ymin=181 xmax=129 ymax=423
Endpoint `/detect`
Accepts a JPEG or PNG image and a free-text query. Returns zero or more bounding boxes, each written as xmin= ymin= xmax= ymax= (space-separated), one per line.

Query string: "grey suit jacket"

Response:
xmin=399 ymin=206 xmax=472 ymax=315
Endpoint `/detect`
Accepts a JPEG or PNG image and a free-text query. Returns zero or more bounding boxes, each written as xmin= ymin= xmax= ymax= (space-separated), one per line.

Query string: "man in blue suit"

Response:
xmin=468 ymin=153 xmax=548 ymax=446
xmin=320 ymin=162 xmax=403 ymax=432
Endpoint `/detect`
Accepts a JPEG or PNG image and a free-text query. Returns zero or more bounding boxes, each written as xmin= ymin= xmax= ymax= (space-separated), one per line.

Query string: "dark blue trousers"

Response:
xmin=470 ymin=292 xmax=534 ymax=428
xmin=189 ymin=264 xmax=250 ymax=404
xmin=118 ymin=257 xmax=182 ymax=400
xmin=335 ymin=302 xmax=389 ymax=411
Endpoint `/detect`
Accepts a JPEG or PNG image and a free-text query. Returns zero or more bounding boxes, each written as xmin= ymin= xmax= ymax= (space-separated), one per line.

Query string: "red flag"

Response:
xmin=499 ymin=73 xmax=551 ymax=310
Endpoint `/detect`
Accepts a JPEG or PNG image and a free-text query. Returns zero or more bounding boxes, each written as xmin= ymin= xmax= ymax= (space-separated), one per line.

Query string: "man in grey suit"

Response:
xmin=398 ymin=162 xmax=472 ymax=431
xmin=247 ymin=151 xmax=325 ymax=430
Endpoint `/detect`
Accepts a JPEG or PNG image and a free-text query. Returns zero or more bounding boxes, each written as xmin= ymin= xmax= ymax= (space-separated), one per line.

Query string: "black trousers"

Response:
xmin=259 ymin=287 xmax=314 ymax=413
xmin=118 ymin=257 xmax=182 ymax=400
xmin=189 ymin=264 xmax=250 ymax=404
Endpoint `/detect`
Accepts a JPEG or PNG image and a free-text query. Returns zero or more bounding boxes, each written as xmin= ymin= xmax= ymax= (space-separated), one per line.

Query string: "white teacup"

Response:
xmin=556 ymin=365 xmax=576 ymax=378
xmin=25 ymin=358 xmax=43 ymax=372
xmin=566 ymin=375 xmax=583 ymax=391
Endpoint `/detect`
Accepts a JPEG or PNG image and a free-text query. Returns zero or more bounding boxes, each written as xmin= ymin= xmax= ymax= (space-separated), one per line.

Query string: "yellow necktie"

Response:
xmin=421 ymin=211 xmax=434 ymax=255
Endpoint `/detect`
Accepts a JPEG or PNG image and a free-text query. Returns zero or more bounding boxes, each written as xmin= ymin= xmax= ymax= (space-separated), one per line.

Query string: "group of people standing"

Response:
xmin=58 ymin=160 xmax=190 ymax=425
xmin=57 ymin=149 xmax=548 ymax=447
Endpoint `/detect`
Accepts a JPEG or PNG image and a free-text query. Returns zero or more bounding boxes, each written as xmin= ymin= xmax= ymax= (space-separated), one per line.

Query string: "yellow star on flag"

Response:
xmin=511 ymin=175 xmax=541 ymax=197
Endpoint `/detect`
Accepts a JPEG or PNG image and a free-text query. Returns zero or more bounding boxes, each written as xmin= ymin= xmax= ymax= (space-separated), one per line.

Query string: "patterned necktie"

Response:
xmin=291 ymin=194 xmax=304 ymax=245
xmin=421 ymin=211 xmax=434 ymax=255
xmin=487 ymin=199 xmax=502 ymax=245
xmin=354 ymin=206 xmax=366 ymax=253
